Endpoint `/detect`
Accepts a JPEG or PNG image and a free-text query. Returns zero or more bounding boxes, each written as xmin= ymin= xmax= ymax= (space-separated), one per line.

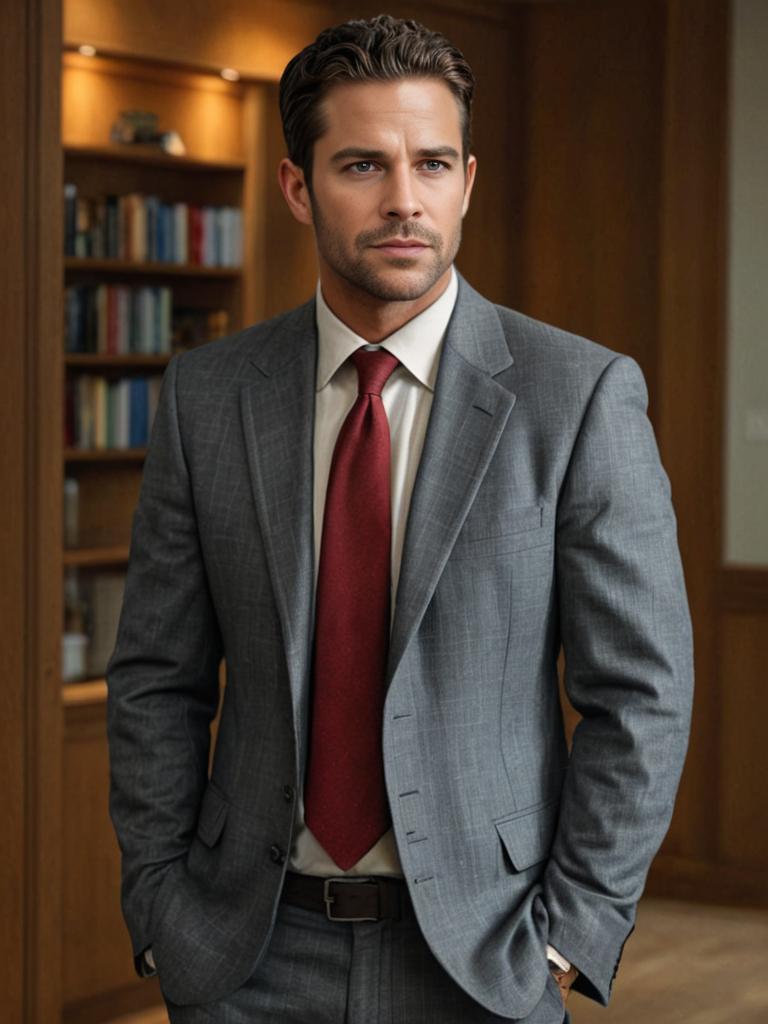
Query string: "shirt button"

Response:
xmin=269 ymin=844 xmax=286 ymax=865
xmin=283 ymin=784 xmax=295 ymax=803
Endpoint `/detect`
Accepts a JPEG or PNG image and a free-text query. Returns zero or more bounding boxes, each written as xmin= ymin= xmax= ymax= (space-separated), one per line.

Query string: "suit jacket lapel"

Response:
xmin=240 ymin=299 xmax=317 ymax=742
xmin=388 ymin=277 xmax=517 ymax=681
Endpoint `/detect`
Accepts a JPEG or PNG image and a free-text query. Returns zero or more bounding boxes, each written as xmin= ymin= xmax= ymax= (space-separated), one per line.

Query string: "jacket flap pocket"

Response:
xmin=494 ymin=799 xmax=559 ymax=872
xmin=461 ymin=505 xmax=544 ymax=544
xmin=196 ymin=782 xmax=229 ymax=848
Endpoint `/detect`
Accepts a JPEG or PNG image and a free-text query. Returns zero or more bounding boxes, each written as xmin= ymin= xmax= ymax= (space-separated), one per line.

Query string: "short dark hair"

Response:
xmin=279 ymin=14 xmax=475 ymax=185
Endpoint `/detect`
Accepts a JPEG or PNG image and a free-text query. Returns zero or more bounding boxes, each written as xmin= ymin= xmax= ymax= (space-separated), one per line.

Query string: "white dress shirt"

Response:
xmin=289 ymin=268 xmax=458 ymax=878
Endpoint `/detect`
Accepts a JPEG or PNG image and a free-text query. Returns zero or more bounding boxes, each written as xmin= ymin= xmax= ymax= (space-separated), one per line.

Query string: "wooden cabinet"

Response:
xmin=58 ymin=48 xmax=273 ymax=1023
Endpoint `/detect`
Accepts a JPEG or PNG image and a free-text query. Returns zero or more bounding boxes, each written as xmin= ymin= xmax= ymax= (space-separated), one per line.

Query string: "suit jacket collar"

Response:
xmin=387 ymin=274 xmax=516 ymax=679
xmin=240 ymin=274 xmax=516 ymax=736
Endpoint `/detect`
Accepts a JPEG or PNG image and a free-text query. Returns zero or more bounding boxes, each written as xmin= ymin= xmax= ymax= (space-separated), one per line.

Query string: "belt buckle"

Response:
xmin=323 ymin=877 xmax=378 ymax=922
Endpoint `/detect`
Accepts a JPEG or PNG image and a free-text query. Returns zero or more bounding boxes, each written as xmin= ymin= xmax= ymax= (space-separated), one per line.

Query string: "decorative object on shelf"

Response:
xmin=63 ymin=567 xmax=89 ymax=682
xmin=110 ymin=109 xmax=187 ymax=155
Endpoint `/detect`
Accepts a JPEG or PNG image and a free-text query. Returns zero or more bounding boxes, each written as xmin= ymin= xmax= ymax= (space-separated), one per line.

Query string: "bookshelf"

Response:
xmin=60 ymin=49 xmax=262 ymax=695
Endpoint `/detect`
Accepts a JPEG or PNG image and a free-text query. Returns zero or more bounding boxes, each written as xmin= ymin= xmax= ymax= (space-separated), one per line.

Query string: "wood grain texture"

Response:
xmin=64 ymin=0 xmax=334 ymax=81
xmin=573 ymin=898 xmax=768 ymax=1023
xmin=0 ymin=0 xmax=31 ymax=1016
xmin=63 ymin=53 xmax=246 ymax=163
xmin=518 ymin=0 xmax=666 ymax=387
xmin=718 ymin=611 xmax=768 ymax=870
xmin=62 ymin=703 xmax=150 ymax=1008
xmin=655 ymin=0 xmax=729 ymax=864
xmin=24 ymin=0 xmax=66 ymax=1020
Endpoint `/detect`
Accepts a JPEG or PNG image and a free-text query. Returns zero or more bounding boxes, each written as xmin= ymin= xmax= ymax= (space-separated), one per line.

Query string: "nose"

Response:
xmin=380 ymin=165 xmax=422 ymax=221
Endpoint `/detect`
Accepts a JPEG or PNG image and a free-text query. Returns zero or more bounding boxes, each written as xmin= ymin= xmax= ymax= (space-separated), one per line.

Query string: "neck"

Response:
xmin=319 ymin=269 xmax=453 ymax=343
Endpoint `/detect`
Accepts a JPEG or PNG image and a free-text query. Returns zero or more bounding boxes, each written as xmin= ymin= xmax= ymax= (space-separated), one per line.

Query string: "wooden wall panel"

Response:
xmin=0 ymin=0 xmax=31 ymax=1017
xmin=719 ymin=609 xmax=768 ymax=870
xmin=0 ymin=0 xmax=66 ymax=1020
xmin=652 ymin=0 xmax=728 ymax=865
xmin=61 ymin=705 xmax=160 ymax=1014
xmin=517 ymin=0 xmax=665 ymax=391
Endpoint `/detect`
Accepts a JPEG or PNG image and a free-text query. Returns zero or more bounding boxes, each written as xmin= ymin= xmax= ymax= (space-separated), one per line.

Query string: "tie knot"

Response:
xmin=352 ymin=348 xmax=399 ymax=397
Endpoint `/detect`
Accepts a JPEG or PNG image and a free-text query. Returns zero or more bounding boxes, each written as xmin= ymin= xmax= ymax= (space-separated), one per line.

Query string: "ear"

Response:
xmin=278 ymin=158 xmax=313 ymax=226
xmin=461 ymin=154 xmax=478 ymax=218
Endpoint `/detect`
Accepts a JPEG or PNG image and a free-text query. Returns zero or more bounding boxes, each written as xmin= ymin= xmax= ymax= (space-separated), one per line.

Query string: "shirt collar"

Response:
xmin=315 ymin=266 xmax=458 ymax=392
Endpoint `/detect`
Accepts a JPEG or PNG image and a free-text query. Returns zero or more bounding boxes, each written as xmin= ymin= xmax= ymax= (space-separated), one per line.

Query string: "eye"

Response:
xmin=422 ymin=160 xmax=448 ymax=172
xmin=349 ymin=161 xmax=378 ymax=174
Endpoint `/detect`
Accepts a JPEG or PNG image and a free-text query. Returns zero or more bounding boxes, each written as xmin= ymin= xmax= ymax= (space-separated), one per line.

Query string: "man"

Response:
xmin=107 ymin=15 xmax=693 ymax=1024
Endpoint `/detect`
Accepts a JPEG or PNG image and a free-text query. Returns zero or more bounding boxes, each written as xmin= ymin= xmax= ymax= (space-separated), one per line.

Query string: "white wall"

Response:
xmin=725 ymin=0 xmax=768 ymax=564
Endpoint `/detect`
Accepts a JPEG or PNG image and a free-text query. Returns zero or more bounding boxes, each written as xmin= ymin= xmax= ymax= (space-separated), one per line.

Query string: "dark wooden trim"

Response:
xmin=719 ymin=567 xmax=768 ymax=612
xmin=64 ymin=142 xmax=246 ymax=172
xmin=65 ymin=258 xmax=242 ymax=277
xmin=25 ymin=0 xmax=64 ymax=1020
xmin=654 ymin=0 xmax=729 ymax=865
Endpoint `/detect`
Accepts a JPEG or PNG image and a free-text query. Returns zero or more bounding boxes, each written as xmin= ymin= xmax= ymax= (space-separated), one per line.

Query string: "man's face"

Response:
xmin=302 ymin=78 xmax=476 ymax=306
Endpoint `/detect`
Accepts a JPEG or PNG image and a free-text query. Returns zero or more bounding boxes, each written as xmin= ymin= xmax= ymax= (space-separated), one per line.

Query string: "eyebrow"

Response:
xmin=329 ymin=146 xmax=461 ymax=163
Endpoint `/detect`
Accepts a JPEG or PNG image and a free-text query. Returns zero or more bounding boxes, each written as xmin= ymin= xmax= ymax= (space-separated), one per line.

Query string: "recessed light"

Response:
xmin=220 ymin=68 xmax=240 ymax=82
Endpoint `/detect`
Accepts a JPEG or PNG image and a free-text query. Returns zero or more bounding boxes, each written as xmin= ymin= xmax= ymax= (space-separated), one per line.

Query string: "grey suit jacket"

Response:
xmin=107 ymin=274 xmax=693 ymax=1019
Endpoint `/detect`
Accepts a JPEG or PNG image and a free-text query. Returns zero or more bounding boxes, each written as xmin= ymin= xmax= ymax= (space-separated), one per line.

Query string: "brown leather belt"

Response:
xmin=281 ymin=872 xmax=412 ymax=922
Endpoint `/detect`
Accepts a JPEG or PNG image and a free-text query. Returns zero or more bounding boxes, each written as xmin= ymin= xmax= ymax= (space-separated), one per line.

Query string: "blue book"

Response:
xmin=129 ymin=377 xmax=149 ymax=448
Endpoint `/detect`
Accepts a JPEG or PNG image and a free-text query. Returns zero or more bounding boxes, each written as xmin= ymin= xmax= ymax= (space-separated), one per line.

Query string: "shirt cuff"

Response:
xmin=546 ymin=944 xmax=572 ymax=972
xmin=139 ymin=948 xmax=157 ymax=976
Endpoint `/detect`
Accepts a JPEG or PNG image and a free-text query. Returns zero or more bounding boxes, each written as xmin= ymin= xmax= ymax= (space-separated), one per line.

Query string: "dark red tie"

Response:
xmin=305 ymin=347 xmax=400 ymax=870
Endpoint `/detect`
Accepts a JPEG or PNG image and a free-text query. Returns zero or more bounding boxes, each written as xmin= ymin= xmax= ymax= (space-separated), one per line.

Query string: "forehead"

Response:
xmin=316 ymin=78 xmax=463 ymax=148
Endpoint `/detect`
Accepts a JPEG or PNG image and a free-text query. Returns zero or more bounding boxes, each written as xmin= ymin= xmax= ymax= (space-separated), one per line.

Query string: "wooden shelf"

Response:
xmin=65 ymin=354 xmax=171 ymax=369
xmin=65 ymin=257 xmax=241 ymax=277
xmin=63 ymin=545 xmax=130 ymax=567
xmin=62 ymin=679 xmax=107 ymax=707
xmin=64 ymin=447 xmax=147 ymax=463
xmin=64 ymin=143 xmax=246 ymax=173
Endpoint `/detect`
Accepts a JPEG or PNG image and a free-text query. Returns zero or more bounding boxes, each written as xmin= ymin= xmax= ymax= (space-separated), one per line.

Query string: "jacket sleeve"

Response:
xmin=543 ymin=355 xmax=694 ymax=1004
xmin=106 ymin=354 xmax=223 ymax=965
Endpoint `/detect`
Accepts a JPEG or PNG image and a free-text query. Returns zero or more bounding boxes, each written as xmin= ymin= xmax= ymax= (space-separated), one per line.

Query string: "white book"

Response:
xmin=202 ymin=207 xmax=216 ymax=266
xmin=173 ymin=202 xmax=188 ymax=263
xmin=231 ymin=207 xmax=242 ymax=267
xmin=114 ymin=378 xmax=131 ymax=448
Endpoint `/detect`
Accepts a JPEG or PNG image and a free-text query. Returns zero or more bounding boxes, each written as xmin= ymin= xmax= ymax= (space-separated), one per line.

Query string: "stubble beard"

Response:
xmin=311 ymin=202 xmax=462 ymax=303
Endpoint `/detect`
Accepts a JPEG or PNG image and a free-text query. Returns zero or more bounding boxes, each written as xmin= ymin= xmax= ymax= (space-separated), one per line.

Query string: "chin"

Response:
xmin=354 ymin=264 xmax=448 ymax=303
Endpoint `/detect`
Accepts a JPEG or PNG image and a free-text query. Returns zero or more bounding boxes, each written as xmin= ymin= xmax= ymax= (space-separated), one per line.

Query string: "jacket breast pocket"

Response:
xmin=494 ymin=798 xmax=559 ymax=872
xmin=452 ymin=504 xmax=550 ymax=560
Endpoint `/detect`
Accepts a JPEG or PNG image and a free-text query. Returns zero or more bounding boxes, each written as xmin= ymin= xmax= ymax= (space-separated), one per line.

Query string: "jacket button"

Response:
xmin=283 ymin=784 xmax=295 ymax=803
xmin=269 ymin=844 xmax=286 ymax=865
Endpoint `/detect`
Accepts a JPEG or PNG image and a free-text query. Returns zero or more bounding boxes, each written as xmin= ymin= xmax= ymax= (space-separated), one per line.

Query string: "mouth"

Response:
xmin=372 ymin=240 xmax=430 ymax=256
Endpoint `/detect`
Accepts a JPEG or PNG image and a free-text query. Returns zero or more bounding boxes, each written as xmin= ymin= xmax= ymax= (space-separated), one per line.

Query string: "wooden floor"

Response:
xmin=111 ymin=898 xmax=768 ymax=1024
xmin=572 ymin=898 xmax=768 ymax=1023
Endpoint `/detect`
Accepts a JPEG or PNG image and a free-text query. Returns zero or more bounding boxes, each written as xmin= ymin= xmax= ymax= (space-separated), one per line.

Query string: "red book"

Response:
xmin=188 ymin=205 xmax=203 ymax=265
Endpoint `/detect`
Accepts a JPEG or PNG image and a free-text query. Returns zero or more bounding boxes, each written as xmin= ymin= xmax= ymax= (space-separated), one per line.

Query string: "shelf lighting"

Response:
xmin=78 ymin=44 xmax=97 ymax=57
xmin=220 ymin=67 xmax=240 ymax=82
